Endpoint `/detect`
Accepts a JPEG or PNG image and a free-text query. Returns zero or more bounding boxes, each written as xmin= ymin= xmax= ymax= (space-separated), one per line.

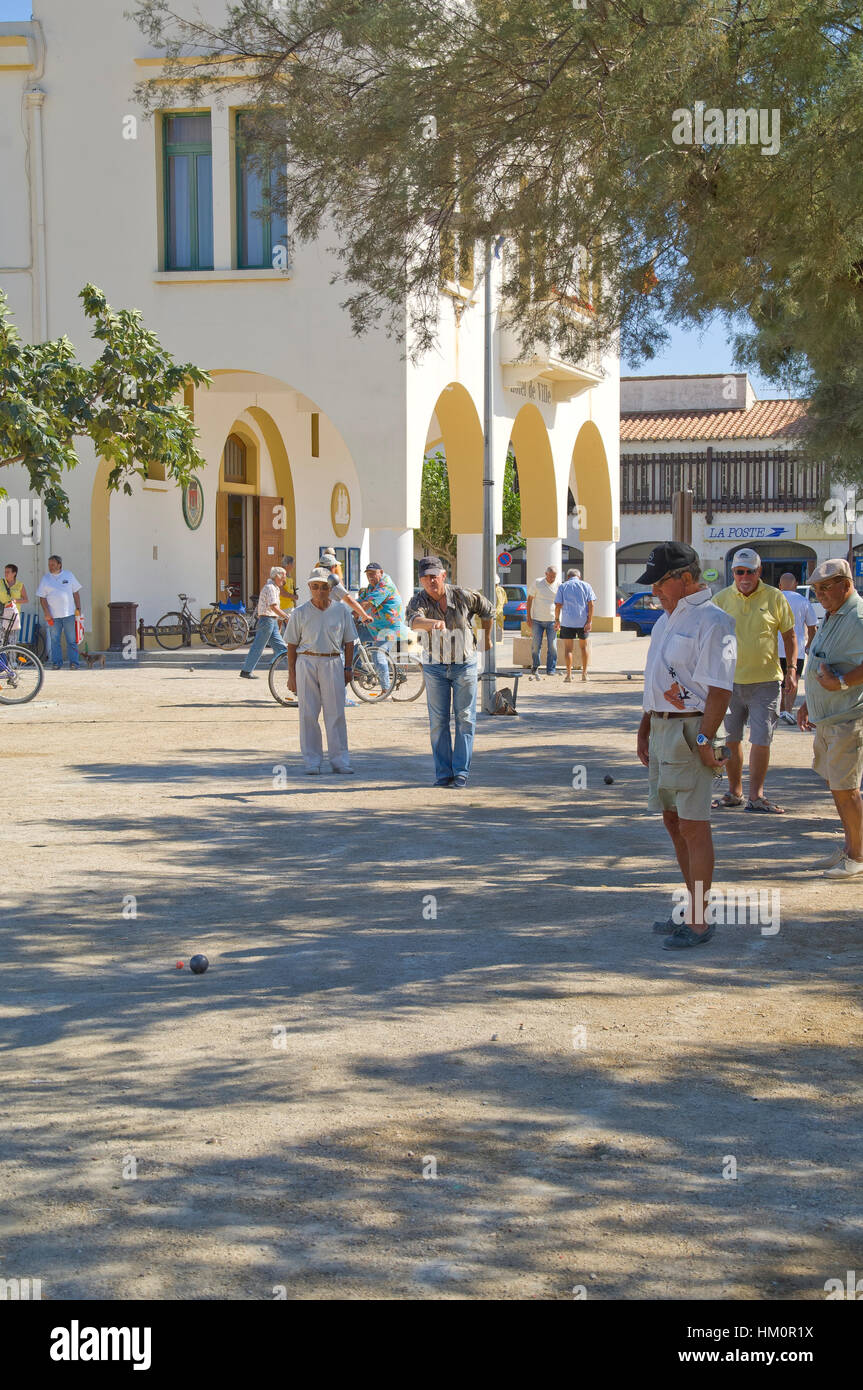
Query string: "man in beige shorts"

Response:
xmin=797 ymin=558 xmax=863 ymax=878
xmin=636 ymin=543 xmax=736 ymax=949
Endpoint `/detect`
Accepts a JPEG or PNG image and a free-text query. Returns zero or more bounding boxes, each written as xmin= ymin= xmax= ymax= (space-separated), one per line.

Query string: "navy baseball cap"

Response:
xmin=636 ymin=542 xmax=700 ymax=585
xmin=418 ymin=556 xmax=445 ymax=576
xmin=365 ymin=560 xmax=383 ymax=571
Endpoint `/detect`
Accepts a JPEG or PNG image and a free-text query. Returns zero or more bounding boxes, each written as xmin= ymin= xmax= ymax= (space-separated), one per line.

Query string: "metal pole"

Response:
xmin=481 ymin=236 xmax=497 ymax=712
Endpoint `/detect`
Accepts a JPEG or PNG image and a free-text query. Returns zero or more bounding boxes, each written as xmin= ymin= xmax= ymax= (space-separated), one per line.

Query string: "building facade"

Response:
xmin=617 ymin=374 xmax=851 ymax=589
xmin=0 ymin=5 xmax=620 ymax=649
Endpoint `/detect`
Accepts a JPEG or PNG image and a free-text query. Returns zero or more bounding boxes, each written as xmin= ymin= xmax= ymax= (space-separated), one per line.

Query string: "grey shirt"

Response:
xmin=406 ymin=584 xmax=494 ymax=660
xmin=286 ymin=600 xmax=357 ymax=654
xmin=804 ymin=592 xmax=863 ymax=726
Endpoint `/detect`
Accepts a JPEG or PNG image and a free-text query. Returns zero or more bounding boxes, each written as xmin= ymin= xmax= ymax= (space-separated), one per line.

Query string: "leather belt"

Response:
xmin=650 ymin=710 xmax=703 ymax=719
xmin=299 ymin=651 xmax=340 ymax=658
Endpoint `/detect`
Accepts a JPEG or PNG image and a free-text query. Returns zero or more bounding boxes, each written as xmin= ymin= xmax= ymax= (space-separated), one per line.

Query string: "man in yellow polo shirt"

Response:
xmin=712 ymin=548 xmax=796 ymax=813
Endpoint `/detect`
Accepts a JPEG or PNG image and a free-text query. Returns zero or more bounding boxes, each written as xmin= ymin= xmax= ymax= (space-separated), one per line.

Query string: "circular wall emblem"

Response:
xmin=331 ymin=482 xmax=351 ymax=538
xmin=703 ymin=568 xmax=719 ymax=581
xmin=182 ymin=476 xmax=204 ymax=530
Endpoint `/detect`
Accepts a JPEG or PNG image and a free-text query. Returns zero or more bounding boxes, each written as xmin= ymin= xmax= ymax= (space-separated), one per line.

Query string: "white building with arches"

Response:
xmin=0 ymin=3 xmax=620 ymax=650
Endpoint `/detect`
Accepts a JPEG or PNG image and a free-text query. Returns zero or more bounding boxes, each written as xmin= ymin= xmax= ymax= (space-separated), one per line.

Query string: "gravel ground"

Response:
xmin=1 ymin=653 xmax=861 ymax=1300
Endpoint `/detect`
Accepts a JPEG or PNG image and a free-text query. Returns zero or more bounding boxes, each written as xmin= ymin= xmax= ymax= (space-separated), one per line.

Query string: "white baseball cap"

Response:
xmin=731 ymin=548 xmax=761 ymax=570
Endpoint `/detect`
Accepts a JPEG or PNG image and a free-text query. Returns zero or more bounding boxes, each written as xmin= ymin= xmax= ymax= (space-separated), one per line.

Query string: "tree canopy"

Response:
xmin=132 ymin=0 xmax=863 ymax=475
xmin=419 ymin=446 xmax=522 ymax=571
xmin=0 ymin=285 xmax=209 ymax=523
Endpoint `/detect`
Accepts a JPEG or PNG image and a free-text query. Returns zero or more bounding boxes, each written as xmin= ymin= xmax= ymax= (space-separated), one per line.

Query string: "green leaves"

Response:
xmin=0 ymin=285 xmax=210 ymax=522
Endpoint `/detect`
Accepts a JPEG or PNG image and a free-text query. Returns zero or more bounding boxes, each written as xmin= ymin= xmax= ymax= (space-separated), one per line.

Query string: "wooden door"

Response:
xmin=254 ymin=496 xmax=284 ymax=593
xmin=215 ymin=491 xmax=229 ymax=597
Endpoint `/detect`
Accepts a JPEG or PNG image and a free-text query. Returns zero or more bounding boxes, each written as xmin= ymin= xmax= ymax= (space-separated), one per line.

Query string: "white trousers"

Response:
xmin=296 ymin=654 xmax=351 ymax=771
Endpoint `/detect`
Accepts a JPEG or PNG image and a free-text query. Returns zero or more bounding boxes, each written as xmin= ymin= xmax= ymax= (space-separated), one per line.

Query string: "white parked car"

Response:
xmin=796 ymin=584 xmax=825 ymax=623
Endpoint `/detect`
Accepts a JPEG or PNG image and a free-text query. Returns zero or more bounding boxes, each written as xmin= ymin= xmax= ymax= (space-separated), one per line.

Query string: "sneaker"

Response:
xmin=331 ymin=765 xmax=354 ymax=775
xmin=304 ymin=767 xmax=322 ymax=775
xmin=239 ymin=670 xmax=256 ymax=679
xmin=824 ymin=854 xmax=863 ymax=878
xmin=434 ymin=777 xmax=454 ymax=787
xmin=815 ymin=844 xmax=846 ymax=869
xmin=452 ymin=775 xmax=468 ymax=788
xmin=662 ymin=923 xmax=716 ymax=950
xmin=52 ymin=663 xmax=62 ymax=671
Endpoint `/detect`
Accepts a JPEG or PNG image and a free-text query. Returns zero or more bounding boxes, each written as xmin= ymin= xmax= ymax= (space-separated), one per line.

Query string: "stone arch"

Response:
xmin=427 ymin=382 xmax=484 ymax=535
xmin=570 ymin=419 xmax=614 ymax=542
xmin=509 ymin=402 xmax=559 ymax=538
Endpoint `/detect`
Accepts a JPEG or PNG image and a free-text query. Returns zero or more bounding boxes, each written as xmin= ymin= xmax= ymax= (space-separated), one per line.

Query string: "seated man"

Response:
xmin=356 ymin=560 xmax=404 ymax=689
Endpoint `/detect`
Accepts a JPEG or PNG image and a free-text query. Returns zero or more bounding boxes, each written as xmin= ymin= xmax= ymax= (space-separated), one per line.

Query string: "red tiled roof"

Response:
xmin=620 ymin=398 xmax=809 ymax=443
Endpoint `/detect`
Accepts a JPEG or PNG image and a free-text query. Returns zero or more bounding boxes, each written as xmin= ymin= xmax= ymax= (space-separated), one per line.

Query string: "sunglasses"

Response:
xmin=733 ymin=568 xmax=756 ymax=575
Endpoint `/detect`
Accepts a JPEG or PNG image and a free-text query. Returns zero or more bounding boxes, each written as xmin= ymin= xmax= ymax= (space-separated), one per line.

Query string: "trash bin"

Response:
xmin=108 ymin=601 xmax=138 ymax=651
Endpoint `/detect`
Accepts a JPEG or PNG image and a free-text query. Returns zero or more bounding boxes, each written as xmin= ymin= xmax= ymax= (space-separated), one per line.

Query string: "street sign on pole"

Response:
xmin=497 ymin=551 xmax=512 ymax=569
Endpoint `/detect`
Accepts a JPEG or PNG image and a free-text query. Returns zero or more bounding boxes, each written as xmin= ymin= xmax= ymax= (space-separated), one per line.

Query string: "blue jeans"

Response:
xmin=423 ymin=660 xmax=478 ymax=782
xmin=357 ymin=624 xmax=391 ymax=690
xmin=49 ymin=614 xmax=79 ymax=667
xmin=242 ymin=615 xmax=287 ymax=673
xmin=531 ymin=619 xmax=557 ymax=674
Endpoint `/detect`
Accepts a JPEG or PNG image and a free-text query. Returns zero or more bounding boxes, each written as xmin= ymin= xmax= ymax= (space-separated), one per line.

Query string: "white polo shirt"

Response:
xmin=528 ymin=576 xmax=558 ymax=623
xmin=643 ymin=587 xmax=736 ymax=714
xmin=36 ymin=569 xmax=81 ymax=619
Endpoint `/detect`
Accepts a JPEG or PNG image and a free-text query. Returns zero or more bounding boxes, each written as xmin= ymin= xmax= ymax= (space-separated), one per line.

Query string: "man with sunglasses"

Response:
xmin=797 ymin=558 xmax=863 ymax=877
xmin=636 ymin=542 xmax=736 ymax=949
xmin=712 ymin=549 xmax=795 ymax=813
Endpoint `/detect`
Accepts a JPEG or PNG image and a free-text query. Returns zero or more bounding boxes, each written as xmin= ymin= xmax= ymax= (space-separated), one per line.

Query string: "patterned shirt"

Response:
xmin=406 ymin=584 xmax=494 ymax=661
xmin=357 ymin=572 xmax=404 ymax=638
xmin=256 ymin=582 xmax=281 ymax=618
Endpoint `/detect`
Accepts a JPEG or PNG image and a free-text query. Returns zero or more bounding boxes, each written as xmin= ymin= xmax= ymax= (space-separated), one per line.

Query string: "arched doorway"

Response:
xmin=570 ymin=420 xmax=618 ymax=630
xmin=421 ymin=383 xmax=484 ymax=587
xmin=215 ymin=412 xmax=296 ymax=603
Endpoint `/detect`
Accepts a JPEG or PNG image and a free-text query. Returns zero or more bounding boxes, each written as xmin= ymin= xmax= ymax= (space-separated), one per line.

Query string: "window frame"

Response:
xmin=163 ymin=111 xmax=214 ymax=272
xmin=235 ymin=111 xmax=287 ymax=271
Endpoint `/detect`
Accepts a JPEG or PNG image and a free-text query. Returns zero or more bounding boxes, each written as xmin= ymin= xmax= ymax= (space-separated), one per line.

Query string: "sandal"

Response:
xmin=745 ymin=796 xmax=786 ymax=814
xmin=711 ymin=792 xmax=745 ymax=809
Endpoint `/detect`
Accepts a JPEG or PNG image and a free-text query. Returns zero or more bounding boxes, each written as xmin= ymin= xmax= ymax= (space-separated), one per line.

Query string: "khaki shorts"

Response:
xmin=813 ymin=718 xmax=863 ymax=792
xmin=647 ymin=714 xmax=719 ymax=822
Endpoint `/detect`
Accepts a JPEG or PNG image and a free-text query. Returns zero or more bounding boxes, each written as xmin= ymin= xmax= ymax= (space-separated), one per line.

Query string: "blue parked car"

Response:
xmin=502 ymin=584 xmax=528 ymax=630
xmin=619 ymin=591 xmax=664 ymax=635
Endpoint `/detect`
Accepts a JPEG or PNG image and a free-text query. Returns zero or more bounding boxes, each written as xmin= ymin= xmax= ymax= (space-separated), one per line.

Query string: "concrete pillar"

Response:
xmin=583 ymin=538 xmax=619 ymax=631
xmin=456 ymin=533 xmax=483 ymax=589
xmin=211 ymin=106 xmax=232 ymax=270
xmin=369 ymin=527 xmax=414 ymax=608
xmin=525 ymin=537 xmax=563 ymax=586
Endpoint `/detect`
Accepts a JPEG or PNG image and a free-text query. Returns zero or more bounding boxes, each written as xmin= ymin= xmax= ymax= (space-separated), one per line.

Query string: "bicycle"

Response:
xmin=268 ymin=626 xmax=395 ymax=706
xmin=0 ymin=615 xmax=45 ymax=704
xmin=154 ymin=594 xmax=247 ymax=650
xmin=389 ymin=639 xmax=426 ymax=702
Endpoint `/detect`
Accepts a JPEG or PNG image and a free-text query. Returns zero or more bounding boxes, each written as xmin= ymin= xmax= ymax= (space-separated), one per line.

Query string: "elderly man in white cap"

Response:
xmin=285 ymin=568 xmax=357 ymax=774
xmin=797 ymin=558 xmax=863 ymax=877
xmin=712 ymin=548 xmax=796 ymax=813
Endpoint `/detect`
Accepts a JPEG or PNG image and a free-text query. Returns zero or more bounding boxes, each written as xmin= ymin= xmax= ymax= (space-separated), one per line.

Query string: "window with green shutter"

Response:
xmin=164 ymin=113 xmax=213 ymax=271
xmin=236 ymin=112 xmax=288 ymax=270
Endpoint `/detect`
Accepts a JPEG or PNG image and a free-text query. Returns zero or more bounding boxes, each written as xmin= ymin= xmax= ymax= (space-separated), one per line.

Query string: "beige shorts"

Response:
xmin=813 ymin=718 xmax=863 ymax=792
xmin=648 ymin=714 xmax=719 ymax=822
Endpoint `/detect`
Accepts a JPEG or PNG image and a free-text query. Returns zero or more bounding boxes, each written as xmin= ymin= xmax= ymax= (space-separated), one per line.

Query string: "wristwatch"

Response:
xmin=696 ymin=732 xmax=711 ymax=747
xmin=838 ymin=676 xmax=849 ymax=691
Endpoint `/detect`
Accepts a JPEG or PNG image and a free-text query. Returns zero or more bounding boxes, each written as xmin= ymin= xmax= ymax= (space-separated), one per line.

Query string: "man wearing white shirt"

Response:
xmin=636 ymin=543 xmax=736 ymax=949
xmin=777 ymin=573 xmax=818 ymax=723
xmin=36 ymin=554 xmax=83 ymax=670
xmin=526 ymin=566 xmax=559 ymax=678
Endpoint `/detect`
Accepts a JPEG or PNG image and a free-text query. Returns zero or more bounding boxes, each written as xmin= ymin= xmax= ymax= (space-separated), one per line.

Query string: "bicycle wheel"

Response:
xmin=390 ymin=653 xmax=426 ymax=701
xmin=0 ymin=645 xmax=44 ymax=704
xmin=268 ymin=651 xmax=297 ymax=707
xmin=212 ymin=612 xmax=249 ymax=649
xmin=198 ymin=610 xmax=221 ymax=647
xmin=350 ymin=648 xmax=395 ymax=702
xmin=154 ymin=612 xmax=190 ymax=650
